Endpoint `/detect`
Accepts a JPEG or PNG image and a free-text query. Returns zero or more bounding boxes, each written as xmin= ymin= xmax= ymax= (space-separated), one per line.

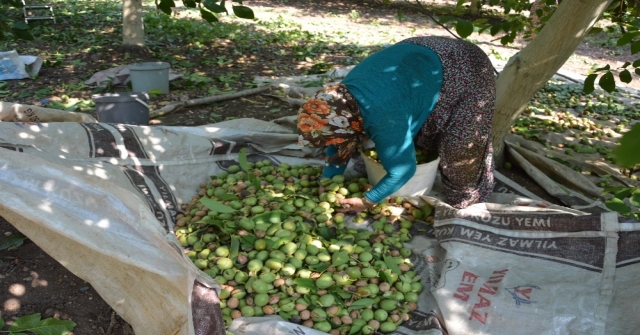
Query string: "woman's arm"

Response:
xmin=364 ymin=132 xmax=417 ymax=203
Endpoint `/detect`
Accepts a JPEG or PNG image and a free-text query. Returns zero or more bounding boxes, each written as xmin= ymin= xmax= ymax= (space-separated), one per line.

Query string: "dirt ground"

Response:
xmin=0 ymin=0 xmax=634 ymax=334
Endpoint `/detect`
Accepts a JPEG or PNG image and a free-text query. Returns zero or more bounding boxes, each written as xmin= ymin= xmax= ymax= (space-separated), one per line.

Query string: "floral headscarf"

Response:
xmin=297 ymin=84 xmax=364 ymax=165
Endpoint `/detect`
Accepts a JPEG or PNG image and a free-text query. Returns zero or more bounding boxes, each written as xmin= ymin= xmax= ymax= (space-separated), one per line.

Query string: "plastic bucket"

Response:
xmin=128 ymin=62 xmax=170 ymax=94
xmin=362 ymin=153 xmax=440 ymax=197
xmin=92 ymin=92 xmax=150 ymax=125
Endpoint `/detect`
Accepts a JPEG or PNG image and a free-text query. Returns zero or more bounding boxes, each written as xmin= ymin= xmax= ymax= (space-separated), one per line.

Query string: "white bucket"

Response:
xmin=128 ymin=62 xmax=170 ymax=94
xmin=362 ymin=153 xmax=440 ymax=197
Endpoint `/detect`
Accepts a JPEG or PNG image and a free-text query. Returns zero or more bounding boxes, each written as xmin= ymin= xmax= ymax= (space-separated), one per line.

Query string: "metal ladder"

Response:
xmin=22 ymin=0 xmax=56 ymax=24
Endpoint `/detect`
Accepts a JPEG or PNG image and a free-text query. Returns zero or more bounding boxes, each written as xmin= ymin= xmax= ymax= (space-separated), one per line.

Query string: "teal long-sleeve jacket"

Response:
xmin=322 ymin=43 xmax=443 ymax=203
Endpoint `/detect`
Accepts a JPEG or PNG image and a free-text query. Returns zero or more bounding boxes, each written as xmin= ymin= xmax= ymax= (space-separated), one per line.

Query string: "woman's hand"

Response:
xmin=336 ymin=197 xmax=375 ymax=213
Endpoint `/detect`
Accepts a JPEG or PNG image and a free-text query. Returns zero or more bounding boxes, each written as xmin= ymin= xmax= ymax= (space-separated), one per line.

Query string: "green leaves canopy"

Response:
xmin=158 ymin=0 xmax=254 ymax=23
xmin=1 ymin=0 xmax=254 ymax=40
xmin=613 ymin=123 xmax=640 ymax=168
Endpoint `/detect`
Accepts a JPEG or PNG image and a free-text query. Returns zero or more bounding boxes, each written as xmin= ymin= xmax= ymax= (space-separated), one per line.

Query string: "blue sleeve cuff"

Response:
xmin=321 ymin=145 xmax=349 ymax=178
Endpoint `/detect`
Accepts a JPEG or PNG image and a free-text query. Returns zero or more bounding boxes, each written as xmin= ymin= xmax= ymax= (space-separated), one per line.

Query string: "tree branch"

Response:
xmin=149 ymin=85 xmax=273 ymax=118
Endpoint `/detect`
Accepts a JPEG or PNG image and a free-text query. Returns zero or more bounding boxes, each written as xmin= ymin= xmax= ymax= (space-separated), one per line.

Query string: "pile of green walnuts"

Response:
xmin=175 ymin=160 xmax=430 ymax=335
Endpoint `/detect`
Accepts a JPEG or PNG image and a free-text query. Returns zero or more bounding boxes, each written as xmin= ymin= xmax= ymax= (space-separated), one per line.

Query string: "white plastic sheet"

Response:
xmin=0 ymin=118 xmax=316 ymax=334
xmin=0 ymin=50 xmax=43 ymax=80
xmin=1 ymin=115 xmax=639 ymax=335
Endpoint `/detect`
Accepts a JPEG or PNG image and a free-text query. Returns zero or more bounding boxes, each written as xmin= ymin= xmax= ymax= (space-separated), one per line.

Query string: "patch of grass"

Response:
xmin=0 ymin=233 xmax=27 ymax=251
xmin=0 ymin=313 xmax=75 ymax=334
xmin=0 ymin=0 xmax=551 ymax=107
xmin=1 ymin=0 xmax=392 ymax=105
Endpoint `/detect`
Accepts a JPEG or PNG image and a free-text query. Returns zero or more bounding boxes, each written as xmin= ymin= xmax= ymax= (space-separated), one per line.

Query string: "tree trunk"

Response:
xmin=469 ymin=0 xmax=479 ymax=15
xmin=122 ymin=0 xmax=145 ymax=47
xmin=492 ymin=0 xmax=613 ymax=165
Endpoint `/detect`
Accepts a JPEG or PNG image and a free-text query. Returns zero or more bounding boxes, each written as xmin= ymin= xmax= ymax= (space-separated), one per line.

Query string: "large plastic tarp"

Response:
xmin=0 ymin=111 xmax=315 ymax=334
xmin=0 ymin=103 xmax=638 ymax=335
